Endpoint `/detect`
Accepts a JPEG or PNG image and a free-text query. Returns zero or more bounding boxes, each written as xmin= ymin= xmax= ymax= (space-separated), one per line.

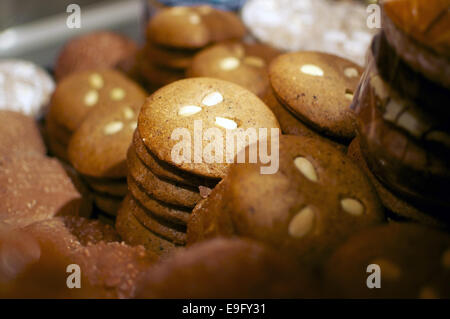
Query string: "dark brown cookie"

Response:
xmin=269 ymin=52 xmax=363 ymax=140
xmin=138 ymin=55 xmax=185 ymax=89
xmin=116 ymin=195 xmax=179 ymax=256
xmin=54 ymin=31 xmax=138 ymax=81
xmin=136 ymin=238 xmax=319 ymax=298
xmin=187 ymin=41 xmax=280 ymax=97
xmin=0 ymin=110 xmax=46 ymax=156
xmin=146 ymin=6 xmax=246 ymax=49
xmin=187 ymin=135 xmax=384 ymax=264
xmin=127 ymin=145 xmax=202 ymax=208
xmin=324 ymin=223 xmax=450 ymax=298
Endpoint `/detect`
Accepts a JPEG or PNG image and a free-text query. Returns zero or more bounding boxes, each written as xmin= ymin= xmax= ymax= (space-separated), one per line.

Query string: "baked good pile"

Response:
xmin=0 ymin=1 xmax=449 ymax=298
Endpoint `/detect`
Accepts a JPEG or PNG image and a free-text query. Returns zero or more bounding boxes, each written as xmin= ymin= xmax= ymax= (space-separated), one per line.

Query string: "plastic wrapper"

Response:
xmin=351 ymin=32 xmax=450 ymax=211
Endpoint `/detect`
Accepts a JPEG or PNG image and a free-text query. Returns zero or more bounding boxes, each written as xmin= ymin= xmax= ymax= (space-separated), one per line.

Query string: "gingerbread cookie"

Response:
xmin=324 ymin=223 xmax=450 ymax=298
xmin=144 ymin=42 xmax=197 ymax=70
xmin=136 ymin=238 xmax=319 ymax=298
xmin=187 ymin=41 xmax=280 ymax=97
xmin=146 ymin=6 xmax=246 ymax=49
xmin=54 ymin=31 xmax=138 ymax=81
xmin=127 ymin=145 xmax=202 ymax=208
xmin=68 ymin=86 xmax=146 ymax=178
xmin=128 ymin=175 xmax=191 ymax=225
xmin=48 ymin=69 xmax=144 ymax=134
xmin=116 ymin=195 xmax=179 ymax=256
xmin=269 ymin=51 xmax=363 ymax=140
xmin=138 ymin=77 xmax=280 ymax=179
xmin=188 ymin=135 xmax=384 ymax=264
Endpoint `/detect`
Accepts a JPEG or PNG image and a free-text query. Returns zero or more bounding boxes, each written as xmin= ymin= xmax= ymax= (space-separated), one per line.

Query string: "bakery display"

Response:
xmin=0 ymin=1 xmax=449 ymax=299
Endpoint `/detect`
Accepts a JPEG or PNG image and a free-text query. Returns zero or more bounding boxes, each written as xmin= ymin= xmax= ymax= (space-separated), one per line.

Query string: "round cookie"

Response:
xmin=186 ymin=41 xmax=280 ymax=97
xmin=136 ymin=238 xmax=319 ymax=298
xmin=146 ymin=6 xmax=246 ymax=49
xmin=138 ymin=77 xmax=280 ymax=179
xmin=138 ymin=55 xmax=185 ymax=88
xmin=45 ymin=112 xmax=72 ymax=147
xmin=84 ymin=177 xmax=128 ymax=197
xmin=68 ymin=84 xmax=146 ymax=178
xmin=93 ymin=193 xmax=122 ymax=217
xmin=0 ymin=59 xmax=54 ymax=119
xmin=0 ymin=154 xmax=92 ymax=229
xmin=54 ymin=31 xmax=138 ymax=81
xmin=127 ymin=145 xmax=202 ymax=208
xmin=262 ymin=89 xmax=347 ymax=152
xmin=129 ymin=196 xmax=187 ymax=245
xmin=46 ymin=136 xmax=70 ymax=162
xmin=382 ymin=0 xmax=450 ymax=88
xmin=324 ymin=223 xmax=450 ymax=298
xmin=128 ymin=175 xmax=191 ymax=225
xmin=347 ymin=137 xmax=448 ymax=229
xmin=116 ymin=195 xmax=179 ymax=256
xmin=187 ymin=135 xmax=384 ymax=263
xmin=49 ymin=69 xmax=145 ymax=133
xmin=0 ymin=110 xmax=46 ymax=156
xmin=133 ymin=129 xmax=216 ymax=188
xmin=352 ymin=57 xmax=449 ymax=210
xmin=269 ymin=51 xmax=363 ymax=140
xmin=62 ymin=215 xmax=120 ymax=245
xmin=144 ymin=42 xmax=197 ymax=70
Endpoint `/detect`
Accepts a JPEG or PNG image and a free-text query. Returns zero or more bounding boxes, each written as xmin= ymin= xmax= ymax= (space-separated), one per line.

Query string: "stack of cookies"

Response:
xmin=138 ymin=5 xmax=246 ymax=91
xmin=186 ymin=41 xmax=280 ymax=98
xmin=264 ymin=51 xmax=363 ymax=148
xmin=117 ymin=77 xmax=280 ymax=256
xmin=46 ymin=69 xmax=147 ymax=217
xmin=349 ymin=1 xmax=450 ymax=228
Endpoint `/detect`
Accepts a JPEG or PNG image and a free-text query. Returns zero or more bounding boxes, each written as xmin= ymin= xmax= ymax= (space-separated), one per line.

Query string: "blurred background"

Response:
xmin=0 ymin=0 xmax=375 ymax=68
